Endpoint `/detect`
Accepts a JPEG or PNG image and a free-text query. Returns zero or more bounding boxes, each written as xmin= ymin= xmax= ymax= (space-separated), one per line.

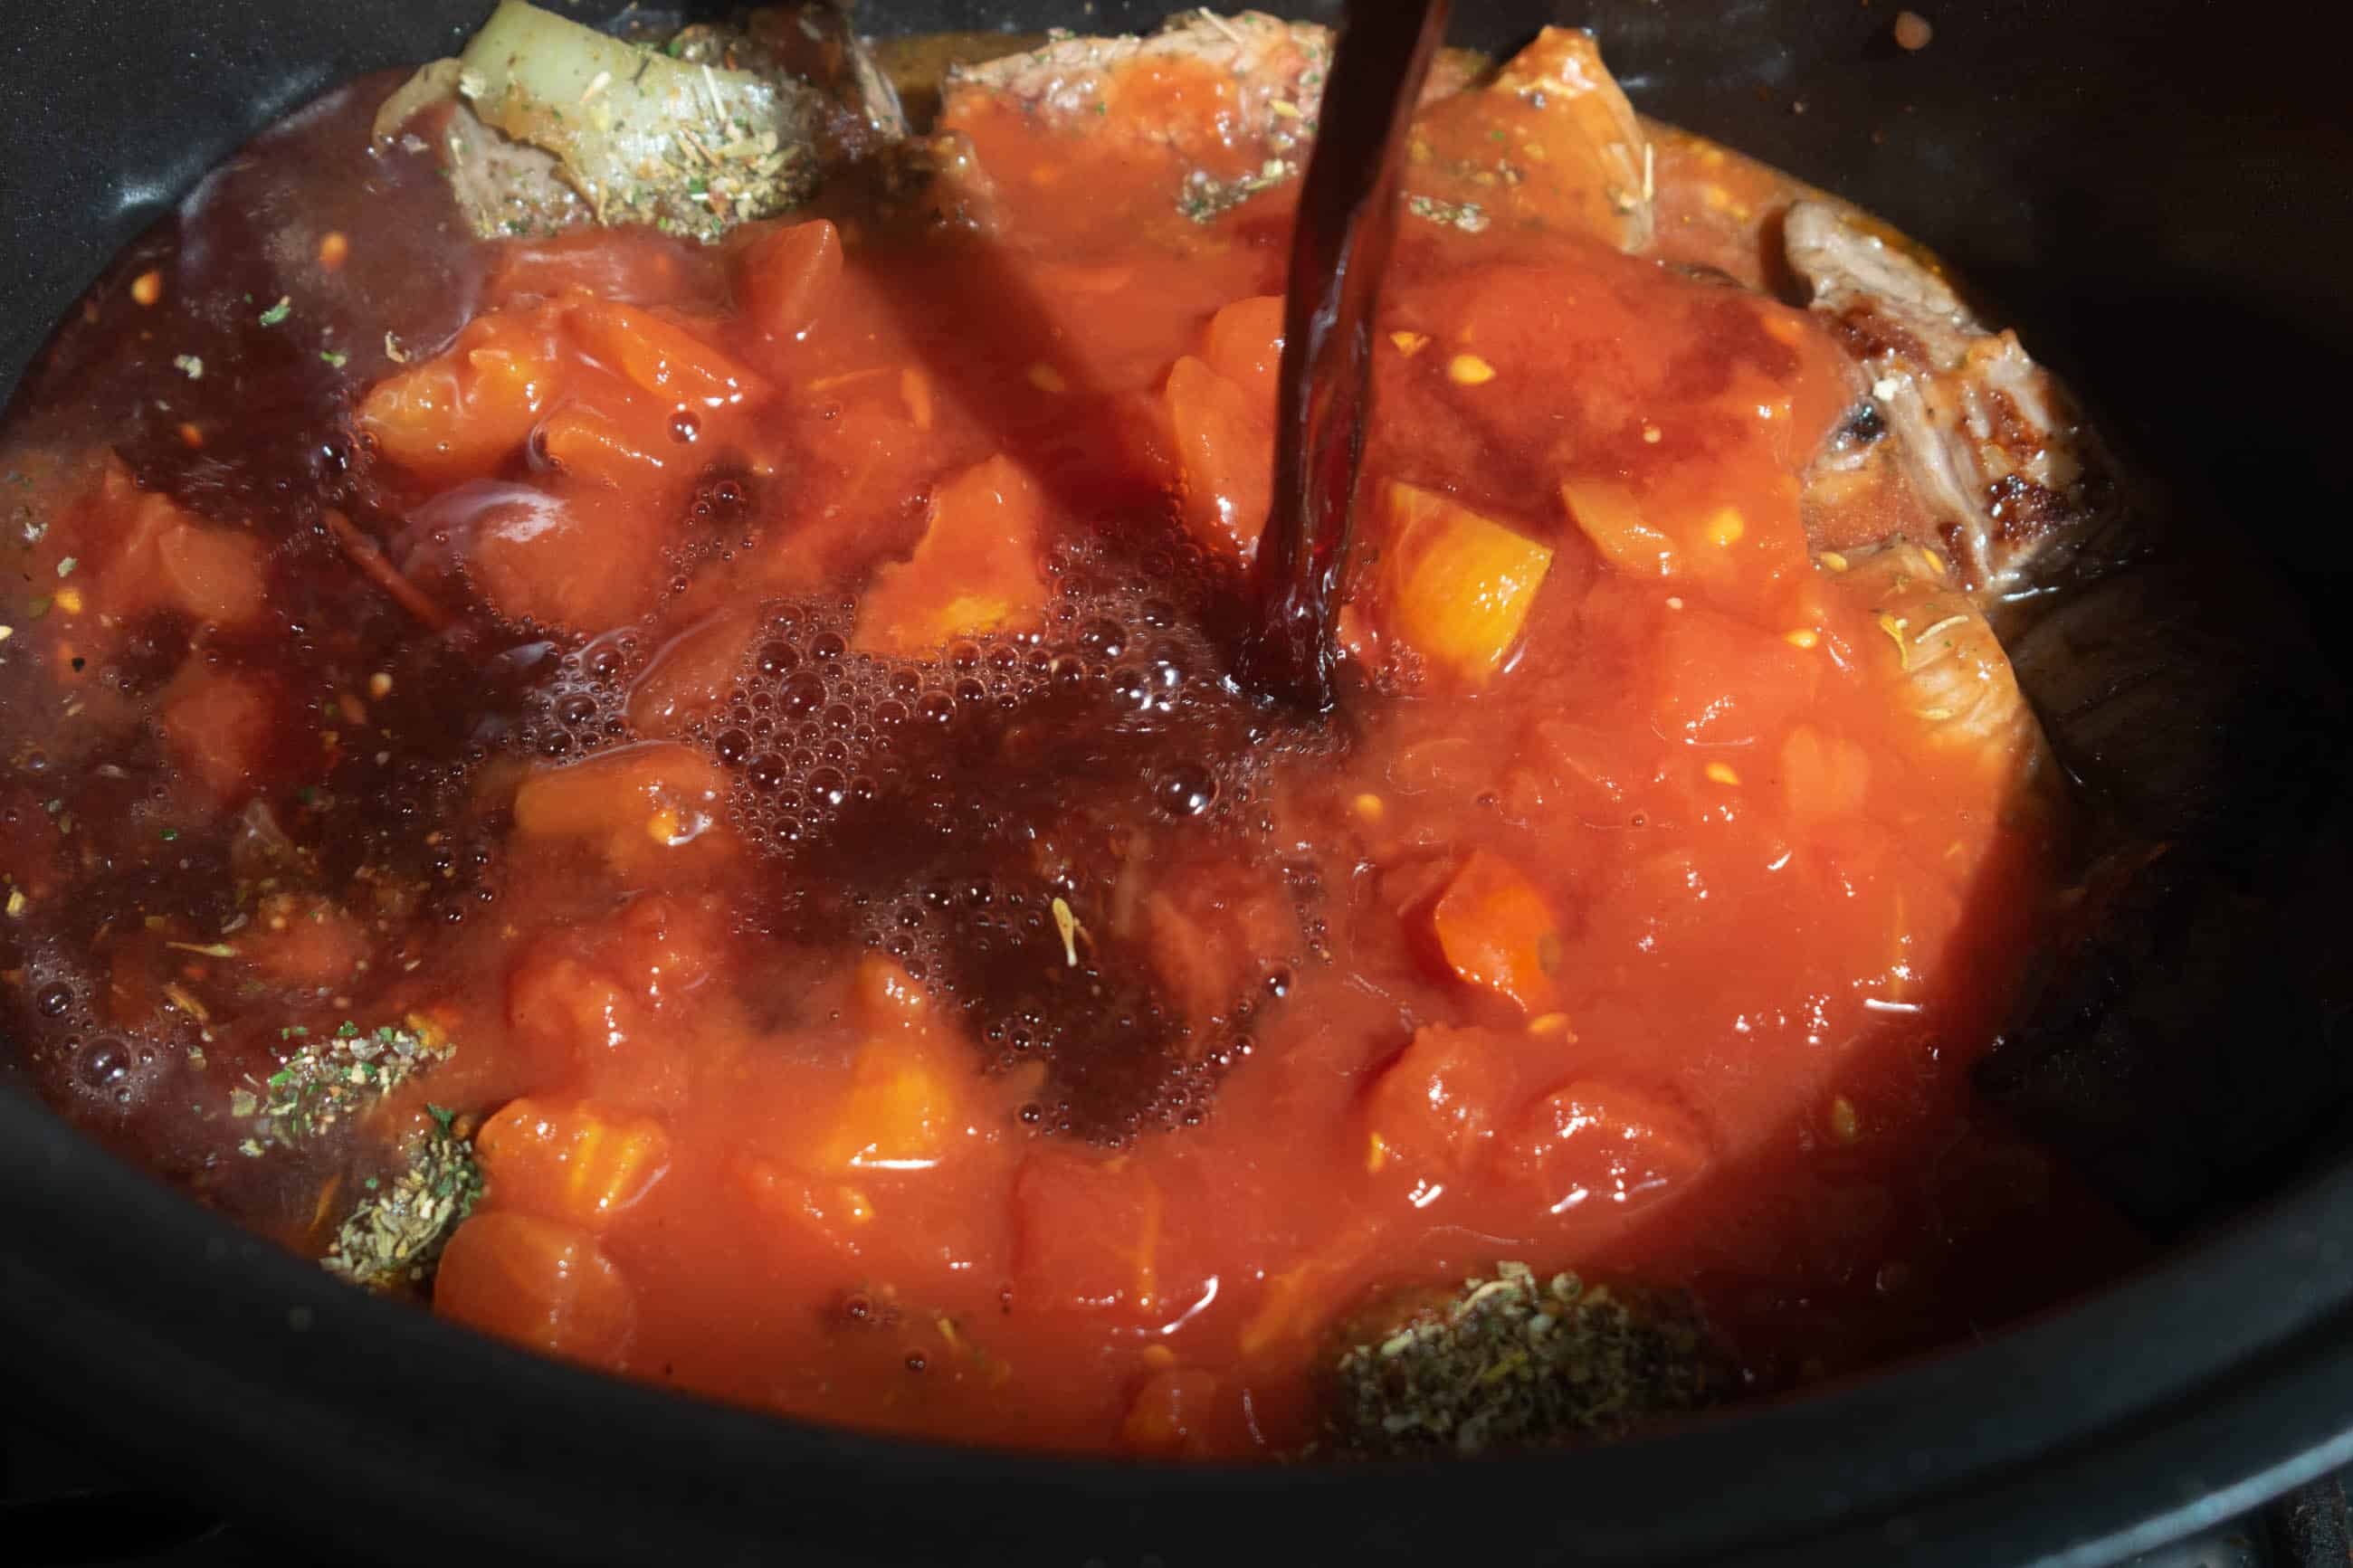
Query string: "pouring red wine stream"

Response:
xmin=1240 ymin=0 xmax=1453 ymax=712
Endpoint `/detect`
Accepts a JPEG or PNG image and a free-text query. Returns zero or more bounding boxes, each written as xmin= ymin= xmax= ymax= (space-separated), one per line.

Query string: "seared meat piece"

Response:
xmin=946 ymin=14 xmax=1648 ymax=248
xmin=1822 ymin=539 xmax=2056 ymax=798
xmin=943 ymin=10 xmax=1335 ymax=222
xmin=668 ymin=4 xmax=908 ymax=165
xmin=945 ymin=10 xmax=1334 ymax=133
xmin=373 ymin=0 xmax=901 ymax=242
xmin=1786 ymin=200 xmax=2121 ymax=600
xmin=1405 ymin=28 xmax=1654 ymax=252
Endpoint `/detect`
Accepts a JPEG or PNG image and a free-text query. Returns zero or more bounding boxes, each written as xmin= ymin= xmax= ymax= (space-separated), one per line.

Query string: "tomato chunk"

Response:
xmin=1363 ymin=1024 xmax=1519 ymax=1176
xmin=814 ymin=1037 xmax=966 ymax=1174
xmin=733 ymin=218 xmax=843 ymax=342
xmin=1165 ymin=355 xmax=1272 ymax=563
xmin=434 ymin=1212 xmax=637 ymax=1368
xmin=1428 ymin=850 xmax=1564 ymax=1014
xmin=157 ymin=668 xmax=276 ymax=804
xmin=511 ymin=742 xmax=732 ymax=871
xmin=853 ymin=454 xmax=1048 ymax=653
xmin=1199 ymin=294 xmax=1284 ymax=412
xmin=566 ymin=297 xmax=770 ymax=411
xmin=1498 ymin=1081 xmax=1713 ymax=1221
xmin=356 ymin=306 xmax=564 ymax=480
xmin=1377 ymin=480 xmax=1555 ymax=685
xmin=477 ymin=1098 xmax=672 ymax=1229
xmin=1012 ymin=1149 xmax=1164 ymax=1314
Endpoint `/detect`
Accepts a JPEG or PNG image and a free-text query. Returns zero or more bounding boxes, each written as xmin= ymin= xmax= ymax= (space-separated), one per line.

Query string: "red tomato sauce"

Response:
xmin=0 ymin=49 xmax=2141 ymax=1459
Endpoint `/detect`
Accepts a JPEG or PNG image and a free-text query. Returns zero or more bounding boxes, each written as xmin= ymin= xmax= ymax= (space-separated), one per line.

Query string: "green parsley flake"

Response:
xmin=258 ymin=296 xmax=292 ymax=327
xmin=319 ymin=349 xmax=349 ymax=368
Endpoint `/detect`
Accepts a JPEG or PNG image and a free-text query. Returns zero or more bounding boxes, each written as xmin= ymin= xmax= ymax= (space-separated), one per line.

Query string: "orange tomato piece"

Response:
xmin=433 ymin=1212 xmax=637 ymax=1368
xmin=356 ymin=307 xmax=564 ymax=480
xmin=814 ymin=1037 xmax=965 ymax=1174
xmin=1362 ymin=1024 xmax=1519 ymax=1176
xmin=1648 ymin=603 xmax=1819 ymax=748
xmin=733 ymin=218 xmax=843 ymax=341
xmin=466 ymin=484 xmax=665 ymax=632
xmin=1498 ymin=1080 xmax=1713 ymax=1220
xmin=477 ymin=1098 xmax=672 ymax=1229
xmin=1779 ymin=724 xmax=1873 ymax=823
xmin=1377 ymin=480 xmax=1555 ymax=685
xmin=1199 ymin=294 xmax=1284 ymax=412
xmin=566 ymin=297 xmax=770 ymax=410
xmin=852 ymin=454 xmax=1048 ymax=653
xmin=1428 ymin=850 xmax=1564 ymax=1014
xmin=157 ymin=667 xmax=275 ymax=803
xmin=1011 ymin=1149 xmax=1164 ymax=1314
xmin=534 ymin=404 xmax=670 ymax=489
xmin=624 ymin=605 xmax=760 ymax=738
xmin=1165 ymin=355 xmax=1272 ymax=562
xmin=510 ymin=742 xmax=734 ymax=878
xmin=1562 ymin=479 xmax=1680 ymax=578
xmin=154 ymin=520 xmax=267 ymax=628
xmin=243 ymin=893 xmax=370 ymax=987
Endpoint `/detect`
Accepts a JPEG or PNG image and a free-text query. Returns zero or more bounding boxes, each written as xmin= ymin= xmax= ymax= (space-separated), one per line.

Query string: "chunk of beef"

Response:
xmin=1786 ymin=200 xmax=2123 ymax=601
xmin=372 ymin=1 xmax=902 ymax=243
xmin=1405 ymin=28 xmax=1653 ymax=252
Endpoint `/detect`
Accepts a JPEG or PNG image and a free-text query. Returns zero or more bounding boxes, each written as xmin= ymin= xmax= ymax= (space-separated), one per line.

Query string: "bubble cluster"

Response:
xmin=444 ymin=530 xmax=1326 ymax=1144
xmin=660 ymin=536 xmax=1330 ymax=1141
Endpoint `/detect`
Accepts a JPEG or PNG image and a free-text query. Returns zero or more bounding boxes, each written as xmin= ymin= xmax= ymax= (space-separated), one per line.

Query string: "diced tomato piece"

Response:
xmin=477 ymin=1098 xmax=672 ymax=1228
xmin=1498 ymin=1080 xmax=1713 ymax=1220
xmin=566 ymin=297 xmax=770 ymax=411
xmin=510 ymin=742 xmax=733 ymax=876
xmin=1649 ymin=603 xmax=1819 ymax=747
xmin=507 ymin=954 xmax=641 ymax=1081
xmin=1199 ymin=294 xmax=1284 ymax=413
xmin=732 ymin=1154 xmax=878 ymax=1260
xmin=1562 ymin=479 xmax=1680 ymax=578
xmin=433 ymin=1212 xmax=637 ymax=1367
xmin=1012 ymin=1148 xmax=1163 ymax=1313
xmin=853 ymin=454 xmax=1048 ymax=653
xmin=1377 ymin=480 xmax=1555 ymax=685
xmin=534 ymin=404 xmax=670 ymax=489
xmin=1165 ymin=355 xmax=1272 ymax=562
xmin=157 ymin=668 xmax=276 ymax=804
xmin=154 ymin=520 xmax=268 ymax=628
xmin=356 ymin=306 xmax=565 ymax=480
xmin=733 ymin=219 xmax=843 ymax=342
xmin=466 ymin=483 xmax=665 ymax=632
xmin=1427 ymin=850 xmax=1564 ymax=1014
xmin=1779 ymin=724 xmax=1872 ymax=823
xmin=814 ymin=1037 xmax=965 ymax=1174
xmin=850 ymin=953 xmax=932 ymax=1033
xmin=624 ymin=605 xmax=760 ymax=738
xmin=243 ymin=893 xmax=370 ymax=987
xmin=1362 ymin=1024 xmax=1519 ymax=1176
